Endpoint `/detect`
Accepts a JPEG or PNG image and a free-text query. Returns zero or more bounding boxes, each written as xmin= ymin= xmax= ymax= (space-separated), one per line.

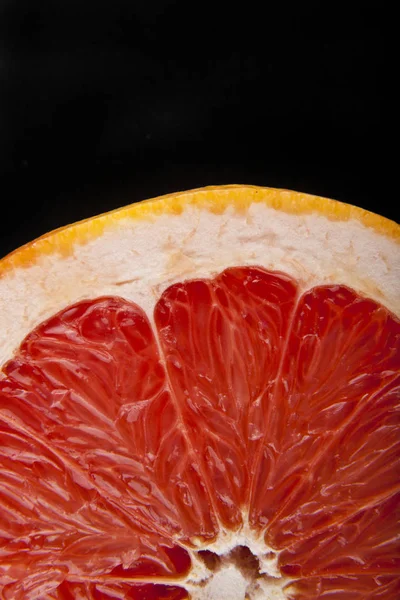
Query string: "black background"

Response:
xmin=0 ymin=2 xmax=391 ymax=260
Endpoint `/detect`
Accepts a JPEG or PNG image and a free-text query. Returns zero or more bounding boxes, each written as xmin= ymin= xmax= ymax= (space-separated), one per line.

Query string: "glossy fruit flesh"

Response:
xmin=0 ymin=267 xmax=399 ymax=599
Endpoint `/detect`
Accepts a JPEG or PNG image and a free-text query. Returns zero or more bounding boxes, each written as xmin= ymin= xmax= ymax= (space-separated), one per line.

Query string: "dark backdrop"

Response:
xmin=0 ymin=2 xmax=390 ymax=259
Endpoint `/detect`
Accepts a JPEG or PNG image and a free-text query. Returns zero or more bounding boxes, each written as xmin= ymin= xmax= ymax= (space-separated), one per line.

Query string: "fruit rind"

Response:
xmin=1 ymin=185 xmax=398 ymax=274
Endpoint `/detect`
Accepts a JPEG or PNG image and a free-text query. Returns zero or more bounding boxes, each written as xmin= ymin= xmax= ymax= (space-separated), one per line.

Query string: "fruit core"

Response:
xmin=188 ymin=544 xmax=286 ymax=600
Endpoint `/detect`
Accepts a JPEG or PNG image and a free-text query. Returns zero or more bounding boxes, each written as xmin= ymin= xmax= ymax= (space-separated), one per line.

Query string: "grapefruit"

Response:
xmin=0 ymin=185 xmax=398 ymax=600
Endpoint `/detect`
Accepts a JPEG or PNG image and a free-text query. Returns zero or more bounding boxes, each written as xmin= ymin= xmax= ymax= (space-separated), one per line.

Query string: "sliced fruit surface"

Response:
xmin=1 ymin=266 xmax=399 ymax=599
xmin=0 ymin=186 xmax=399 ymax=599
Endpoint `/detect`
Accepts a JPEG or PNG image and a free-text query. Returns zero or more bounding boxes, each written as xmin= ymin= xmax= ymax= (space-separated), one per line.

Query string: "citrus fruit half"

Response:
xmin=0 ymin=185 xmax=399 ymax=600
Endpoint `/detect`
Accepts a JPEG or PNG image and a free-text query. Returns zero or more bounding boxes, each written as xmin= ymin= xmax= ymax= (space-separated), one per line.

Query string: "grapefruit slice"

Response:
xmin=0 ymin=185 xmax=399 ymax=599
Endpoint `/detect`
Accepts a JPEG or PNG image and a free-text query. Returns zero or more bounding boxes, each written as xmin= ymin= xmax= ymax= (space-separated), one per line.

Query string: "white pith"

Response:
xmin=182 ymin=521 xmax=290 ymax=600
xmin=0 ymin=199 xmax=399 ymax=598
